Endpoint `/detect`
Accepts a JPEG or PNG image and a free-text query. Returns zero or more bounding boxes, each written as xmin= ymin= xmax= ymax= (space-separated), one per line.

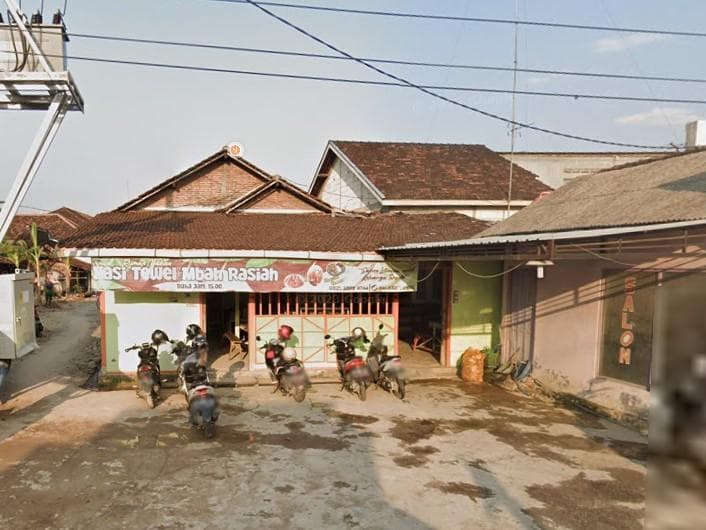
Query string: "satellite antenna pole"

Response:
xmin=0 ymin=0 xmax=83 ymax=242
xmin=506 ymin=0 xmax=520 ymax=218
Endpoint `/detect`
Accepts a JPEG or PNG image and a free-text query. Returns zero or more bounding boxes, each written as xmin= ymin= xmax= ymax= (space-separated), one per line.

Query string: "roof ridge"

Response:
xmin=113 ymin=147 xmax=274 ymax=212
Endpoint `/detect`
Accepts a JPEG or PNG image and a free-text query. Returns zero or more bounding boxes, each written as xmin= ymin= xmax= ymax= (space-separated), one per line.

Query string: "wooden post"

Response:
xmin=442 ymin=263 xmax=454 ymax=368
xmin=392 ymin=293 xmax=400 ymax=356
xmin=99 ymin=291 xmax=107 ymax=370
xmin=248 ymin=293 xmax=257 ymax=370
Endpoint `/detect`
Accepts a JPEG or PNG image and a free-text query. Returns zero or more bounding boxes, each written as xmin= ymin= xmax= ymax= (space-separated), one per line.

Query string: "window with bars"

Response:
xmin=254 ymin=292 xmax=395 ymax=316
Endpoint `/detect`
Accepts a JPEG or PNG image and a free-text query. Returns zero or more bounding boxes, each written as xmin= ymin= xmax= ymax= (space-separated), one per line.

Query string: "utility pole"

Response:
xmin=506 ymin=0 xmax=519 ymax=218
xmin=0 ymin=0 xmax=83 ymax=242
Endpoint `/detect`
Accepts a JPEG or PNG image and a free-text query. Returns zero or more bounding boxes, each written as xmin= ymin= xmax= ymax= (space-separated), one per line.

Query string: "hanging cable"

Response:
xmin=67 ymin=32 xmax=706 ymax=85
xmin=209 ymin=0 xmax=706 ymax=39
xmin=1 ymin=48 xmax=700 ymax=108
xmin=455 ymin=261 xmax=526 ymax=279
xmin=415 ymin=261 xmax=441 ymax=284
xmin=568 ymin=243 xmax=640 ymax=267
xmin=242 ymin=0 xmax=679 ymax=150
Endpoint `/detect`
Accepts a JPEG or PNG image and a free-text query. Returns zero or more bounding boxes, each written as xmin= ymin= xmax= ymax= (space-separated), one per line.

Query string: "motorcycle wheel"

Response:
xmin=146 ymin=392 xmax=155 ymax=409
xmin=293 ymin=386 xmax=306 ymax=403
xmin=358 ymin=383 xmax=367 ymax=402
xmin=394 ymin=377 xmax=406 ymax=400
xmin=203 ymin=421 xmax=215 ymax=439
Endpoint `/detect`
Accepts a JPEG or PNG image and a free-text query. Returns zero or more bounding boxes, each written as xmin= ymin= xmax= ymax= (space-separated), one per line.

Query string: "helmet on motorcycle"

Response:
xmin=281 ymin=347 xmax=297 ymax=362
xmin=278 ymin=324 xmax=294 ymax=340
xmin=351 ymin=327 xmax=366 ymax=340
xmin=192 ymin=334 xmax=208 ymax=349
xmin=186 ymin=323 xmax=202 ymax=340
xmin=151 ymin=329 xmax=169 ymax=345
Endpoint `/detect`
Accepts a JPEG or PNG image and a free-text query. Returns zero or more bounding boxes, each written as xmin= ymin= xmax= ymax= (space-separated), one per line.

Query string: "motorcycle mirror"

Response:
xmin=256 ymin=336 xmax=261 ymax=341
xmin=324 ymin=334 xmax=331 ymax=339
xmin=378 ymin=324 xmax=384 ymax=330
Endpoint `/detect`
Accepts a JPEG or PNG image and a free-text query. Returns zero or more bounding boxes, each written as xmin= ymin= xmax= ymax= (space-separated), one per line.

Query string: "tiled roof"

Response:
xmin=316 ymin=141 xmax=551 ymax=201
xmin=114 ymin=148 xmax=273 ymax=211
xmin=220 ymin=177 xmax=332 ymax=213
xmin=51 ymin=207 xmax=92 ymax=226
xmin=481 ymin=149 xmax=706 ymax=237
xmin=62 ymin=211 xmax=489 ymax=253
xmin=6 ymin=213 xmax=79 ymax=242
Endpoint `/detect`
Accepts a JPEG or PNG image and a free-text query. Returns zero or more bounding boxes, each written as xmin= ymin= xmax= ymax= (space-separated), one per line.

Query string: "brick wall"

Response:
xmin=139 ymin=160 xmax=265 ymax=210
xmin=243 ymin=189 xmax=319 ymax=211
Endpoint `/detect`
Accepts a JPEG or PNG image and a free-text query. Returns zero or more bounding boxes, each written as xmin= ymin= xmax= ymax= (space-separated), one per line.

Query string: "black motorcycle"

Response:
xmin=257 ymin=336 xmax=308 ymax=402
xmin=126 ymin=342 xmax=161 ymax=408
xmin=176 ymin=335 xmax=220 ymax=438
xmin=366 ymin=324 xmax=407 ymax=399
xmin=326 ymin=330 xmax=371 ymax=401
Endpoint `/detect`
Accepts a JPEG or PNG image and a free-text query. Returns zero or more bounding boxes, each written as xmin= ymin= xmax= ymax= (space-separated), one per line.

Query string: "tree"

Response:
xmin=26 ymin=223 xmax=46 ymax=278
xmin=0 ymin=239 xmax=28 ymax=269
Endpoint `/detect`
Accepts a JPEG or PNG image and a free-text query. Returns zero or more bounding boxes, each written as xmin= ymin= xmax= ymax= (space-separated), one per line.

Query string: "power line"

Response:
xmin=68 ymin=32 xmax=706 ymax=85
xmin=241 ymin=0 xmax=676 ymax=150
xmin=209 ymin=0 xmax=706 ymax=39
xmin=2 ymin=49 xmax=702 ymax=105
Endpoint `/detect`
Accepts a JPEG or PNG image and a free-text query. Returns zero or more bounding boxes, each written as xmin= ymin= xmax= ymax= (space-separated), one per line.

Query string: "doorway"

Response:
xmin=398 ymin=263 xmax=448 ymax=367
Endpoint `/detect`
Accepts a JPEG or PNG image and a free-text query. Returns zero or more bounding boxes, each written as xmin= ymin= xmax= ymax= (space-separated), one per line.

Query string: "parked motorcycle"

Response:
xmin=177 ymin=334 xmax=220 ymax=438
xmin=126 ymin=342 xmax=161 ymax=408
xmin=34 ymin=307 xmax=43 ymax=337
xmin=366 ymin=324 xmax=407 ymax=399
xmin=257 ymin=325 xmax=308 ymax=402
xmin=326 ymin=327 xmax=372 ymax=401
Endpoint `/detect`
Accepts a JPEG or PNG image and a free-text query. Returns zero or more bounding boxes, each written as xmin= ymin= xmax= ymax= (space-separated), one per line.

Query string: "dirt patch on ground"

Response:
xmin=408 ymin=445 xmax=439 ymax=456
xmin=389 ymin=417 xmax=442 ymax=444
xmin=393 ymin=454 xmax=429 ymax=468
xmin=592 ymin=437 xmax=648 ymax=462
xmin=425 ymin=480 xmax=494 ymax=502
xmin=468 ymin=459 xmax=491 ymax=473
xmin=274 ymin=484 xmax=294 ymax=493
xmin=524 ymin=469 xmax=645 ymax=530
xmin=324 ymin=410 xmax=379 ymax=425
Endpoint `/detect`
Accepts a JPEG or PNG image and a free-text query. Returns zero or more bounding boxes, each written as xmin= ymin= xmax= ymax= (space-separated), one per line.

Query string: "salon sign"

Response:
xmin=91 ymin=257 xmax=418 ymax=293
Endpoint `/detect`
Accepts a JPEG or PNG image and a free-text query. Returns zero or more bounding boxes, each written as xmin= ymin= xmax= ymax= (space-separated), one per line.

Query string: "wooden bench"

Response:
xmin=223 ymin=331 xmax=245 ymax=360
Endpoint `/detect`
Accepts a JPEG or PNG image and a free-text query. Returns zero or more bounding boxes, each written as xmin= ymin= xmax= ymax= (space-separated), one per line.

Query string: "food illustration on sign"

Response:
xmin=306 ymin=263 xmax=324 ymax=286
xmin=284 ymin=273 xmax=306 ymax=289
xmin=326 ymin=262 xmax=346 ymax=277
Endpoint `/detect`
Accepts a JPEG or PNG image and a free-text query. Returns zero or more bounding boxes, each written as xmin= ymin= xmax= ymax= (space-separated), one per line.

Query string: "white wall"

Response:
xmin=103 ymin=291 xmax=201 ymax=373
xmin=502 ymin=153 xmax=664 ymax=189
xmin=319 ymin=158 xmax=382 ymax=212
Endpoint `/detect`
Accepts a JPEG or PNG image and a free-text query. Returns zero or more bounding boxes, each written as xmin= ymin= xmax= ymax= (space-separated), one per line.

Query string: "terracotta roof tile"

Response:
xmin=329 ymin=141 xmax=551 ymax=201
xmin=62 ymin=211 xmax=489 ymax=253
xmin=6 ymin=213 xmax=79 ymax=242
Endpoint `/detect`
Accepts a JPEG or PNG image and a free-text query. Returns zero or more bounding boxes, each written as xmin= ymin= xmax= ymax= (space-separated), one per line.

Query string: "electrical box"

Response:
xmin=0 ymin=272 xmax=37 ymax=360
xmin=0 ymin=23 xmax=67 ymax=73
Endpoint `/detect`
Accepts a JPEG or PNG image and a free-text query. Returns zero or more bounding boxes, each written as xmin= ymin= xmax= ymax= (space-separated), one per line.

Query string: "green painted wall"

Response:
xmin=449 ymin=261 xmax=503 ymax=366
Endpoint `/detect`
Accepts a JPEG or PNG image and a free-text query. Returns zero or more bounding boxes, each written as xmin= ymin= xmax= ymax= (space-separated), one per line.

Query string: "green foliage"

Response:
xmin=26 ymin=222 xmax=47 ymax=277
xmin=0 ymin=239 xmax=28 ymax=268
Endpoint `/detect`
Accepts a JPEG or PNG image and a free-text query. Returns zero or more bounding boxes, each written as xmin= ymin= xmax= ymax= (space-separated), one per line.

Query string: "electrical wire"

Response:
xmin=415 ymin=261 xmax=440 ymax=283
xmin=455 ymin=261 xmax=526 ymax=279
xmin=209 ymin=0 xmax=706 ymax=39
xmin=242 ymin=0 xmax=678 ymax=150
xmin=568 ymin=243 xmax=640 ymax=267
xmin=2 ymin=49 xmax=700 ymax=106
xmin=67 ymin=32 xmax=706 ymax=85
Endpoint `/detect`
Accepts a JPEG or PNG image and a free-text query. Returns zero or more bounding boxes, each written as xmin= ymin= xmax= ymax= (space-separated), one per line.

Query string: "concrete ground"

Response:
xmin=0 ymin=301 xmax=650 ymax=530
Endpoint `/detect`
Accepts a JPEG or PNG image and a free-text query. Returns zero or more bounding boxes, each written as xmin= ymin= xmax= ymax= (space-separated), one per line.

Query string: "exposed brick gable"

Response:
xmin=140 ymin=160 xmax=265 ymax=210
xmin=242 ymin=189 xmax=320 ymax=211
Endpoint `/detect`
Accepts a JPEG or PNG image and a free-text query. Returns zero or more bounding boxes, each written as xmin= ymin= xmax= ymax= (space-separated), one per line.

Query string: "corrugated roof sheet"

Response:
xmin=481 ymin=149 xmax=706 ymax=237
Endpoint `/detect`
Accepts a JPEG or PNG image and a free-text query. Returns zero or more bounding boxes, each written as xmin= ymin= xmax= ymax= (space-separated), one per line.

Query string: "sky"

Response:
xmin=1 ymin=0 xmax=705 ymax=214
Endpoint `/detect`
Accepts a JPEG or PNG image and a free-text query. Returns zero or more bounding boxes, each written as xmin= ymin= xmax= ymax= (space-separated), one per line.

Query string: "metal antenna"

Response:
xmin=506 ymin=0 xmax=520 ymax=216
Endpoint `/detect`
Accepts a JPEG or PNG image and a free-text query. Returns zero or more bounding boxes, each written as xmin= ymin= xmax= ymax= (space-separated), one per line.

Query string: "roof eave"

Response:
xmin=380 ymin=218 xmax=706 ymax=252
